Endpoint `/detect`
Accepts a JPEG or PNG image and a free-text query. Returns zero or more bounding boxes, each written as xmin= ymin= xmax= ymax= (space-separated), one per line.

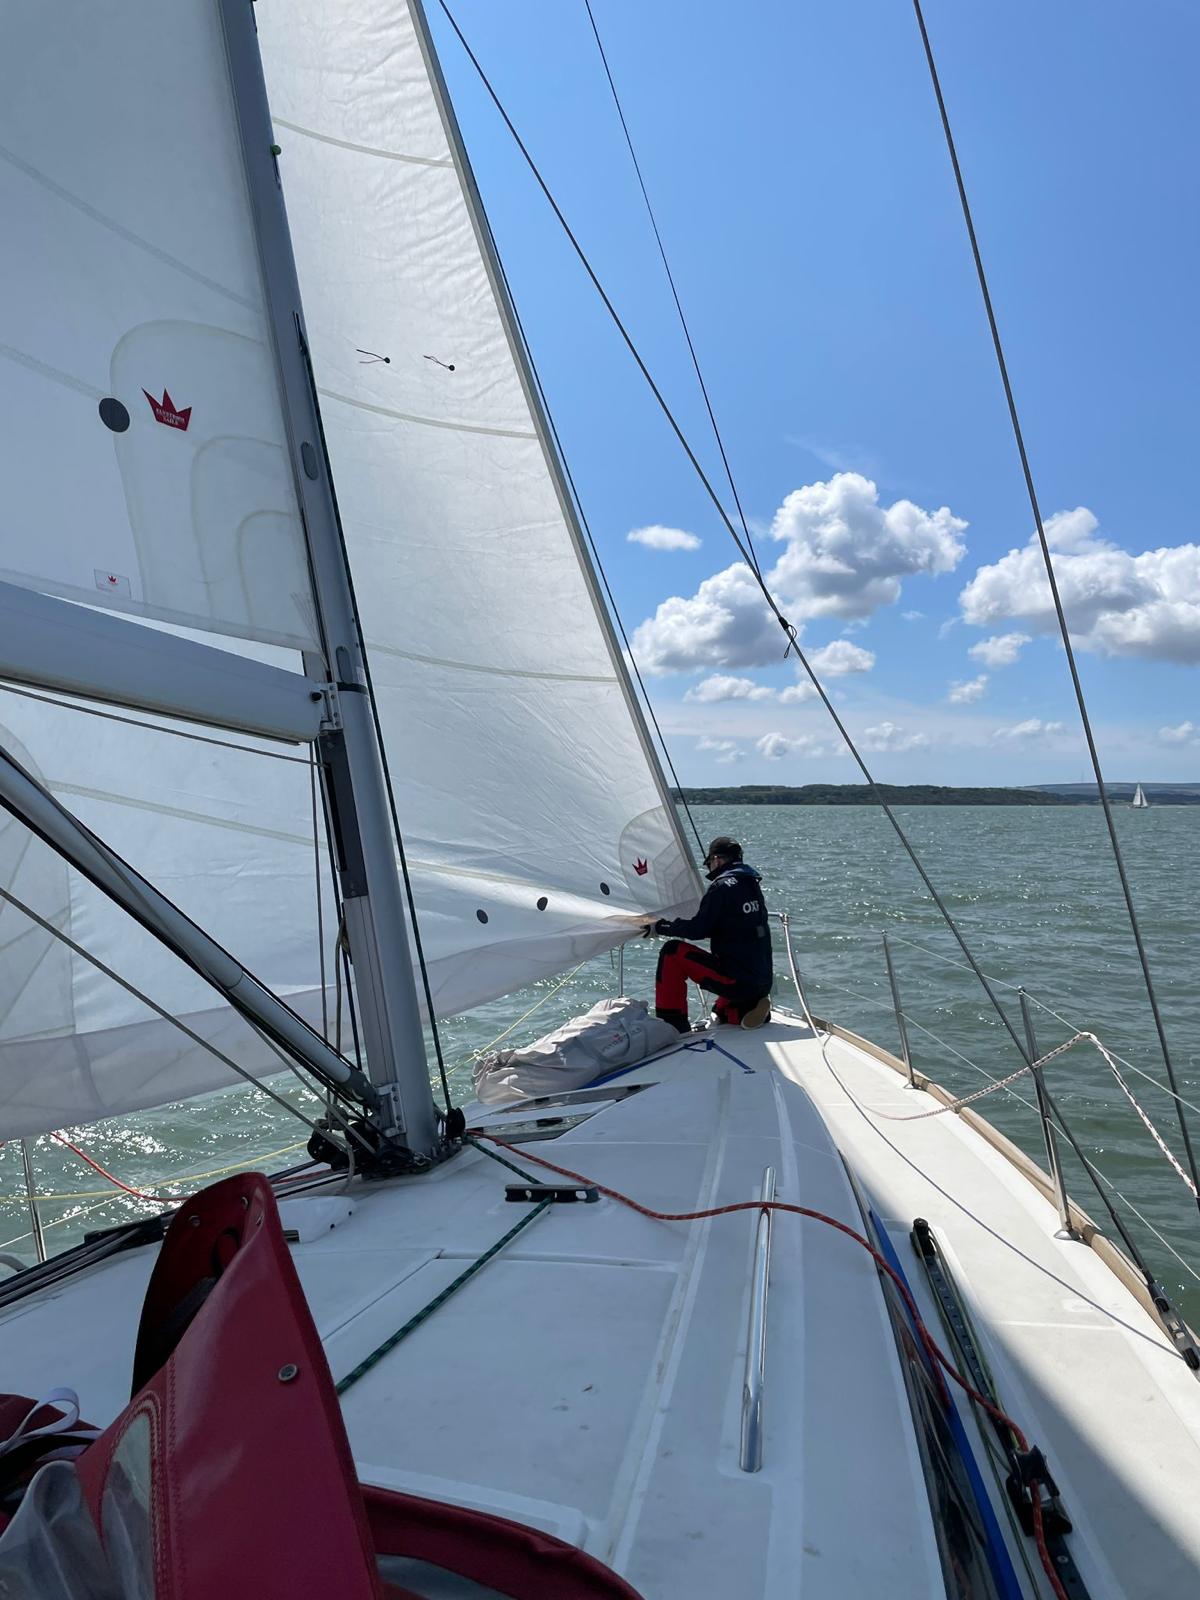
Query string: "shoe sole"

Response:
xmin=740 ymin=997 xmax=772 ymax=1030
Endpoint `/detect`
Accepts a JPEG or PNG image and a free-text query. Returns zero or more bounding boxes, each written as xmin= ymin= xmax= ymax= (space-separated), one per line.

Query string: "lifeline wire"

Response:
xmin=910 ymin=0 xmax=1199 ymax=1214
xmin=435 ymin=0 xmax=1044 ymax=1078
xmin=583 ymin=0 xmax=763 ymax=580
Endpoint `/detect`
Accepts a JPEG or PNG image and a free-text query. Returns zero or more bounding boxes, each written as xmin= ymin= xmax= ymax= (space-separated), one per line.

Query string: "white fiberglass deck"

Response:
xmin=1 ymin=1013 xmax=1198 ymax=1598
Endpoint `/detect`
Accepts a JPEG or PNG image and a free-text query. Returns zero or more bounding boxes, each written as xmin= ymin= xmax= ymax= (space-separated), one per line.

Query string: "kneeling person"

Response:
xmin=649 ymin=836 xmax=773 ymax=1032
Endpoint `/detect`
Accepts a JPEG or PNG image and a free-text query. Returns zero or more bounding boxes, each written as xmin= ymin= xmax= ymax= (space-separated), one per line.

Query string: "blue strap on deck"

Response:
xmin=869 ymin=1210 xmax=1025 ymax=1600
xmin=588 ymin=1032 xmax=756 ymax=1089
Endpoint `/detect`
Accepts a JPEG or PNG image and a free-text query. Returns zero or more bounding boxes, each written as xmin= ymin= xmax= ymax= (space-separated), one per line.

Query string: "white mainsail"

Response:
xmin=1132 ymin=784 xmax=1149 ymax=808
xmin=0 ymin=4 xmax=319 ymax=652
xmin=0 ymin=4 xmax=337 ymax=1137
xmin=0 ymin=0 xmax=699 ymax=1136
xmin=253 ymin=0 xmax=700 ymax=1015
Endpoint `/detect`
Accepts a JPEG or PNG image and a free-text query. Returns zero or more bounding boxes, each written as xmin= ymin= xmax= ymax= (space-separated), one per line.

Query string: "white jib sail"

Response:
xmin=254 ymin=0 xmax=700 ymax=1016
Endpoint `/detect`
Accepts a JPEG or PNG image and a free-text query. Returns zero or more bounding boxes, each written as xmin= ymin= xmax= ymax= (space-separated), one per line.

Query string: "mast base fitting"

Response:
xmin=441 ymin=1106 xmax=467 ymax=1141
xmin=306 ymin=1117 xmax=453 ymax=1179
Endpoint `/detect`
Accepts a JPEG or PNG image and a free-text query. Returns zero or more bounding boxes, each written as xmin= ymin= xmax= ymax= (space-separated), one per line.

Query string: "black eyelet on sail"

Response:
xmin=476 ymin=909 xmax=488 ymax=924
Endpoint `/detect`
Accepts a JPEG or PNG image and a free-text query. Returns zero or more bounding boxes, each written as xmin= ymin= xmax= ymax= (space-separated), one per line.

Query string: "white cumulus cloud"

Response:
xmin=779 ymin=682 xmax=818 ymax=704
xmin=696 ymin=736 xmax=741 ymax=764
xmin=757 ymin=732 xmax=824 ymax=760
xmin=627 ymin=524 xmax=701 ymax=552
xmin=809 ymin=639 xmax=876 ymax=676
xmin=960 ymin=509 xmax=1200 ymax=663
xmin=632 ymin=472 xmax=967 ymax=673
xmin=969 ymin=632 xmax=1031 ymax=669
xmin=993 ymin=719 xmax=1066 ymax=741
xmin=684 ymin=673 xmax=775 ymax=703
xmin=769 ymin=474 xmax=966 ymax=620
xmin=947 ymin=674 xmax=989 ymax=704
xmin=630 ymin=562 xmax=784 ymax=673
xmin=861 ymin=721 xmax=929 ymax=752
xmin=1159 ymin=722 xmax=1199 ymax=745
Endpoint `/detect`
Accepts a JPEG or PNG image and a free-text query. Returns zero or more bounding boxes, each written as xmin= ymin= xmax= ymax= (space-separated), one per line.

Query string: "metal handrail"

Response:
xmin=1019 ymin=988 xmax=1077 ymax=1239
xmin=774 ymin=912 xmax=818 ymax=1035
xmin=739 ymin=1165 xmax=776 ymax=1472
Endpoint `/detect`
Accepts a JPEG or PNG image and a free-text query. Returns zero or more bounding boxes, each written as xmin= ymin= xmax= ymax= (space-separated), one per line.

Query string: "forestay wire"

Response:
xmin=910 ymin=0 xmax=1200 ymax=1213
xmin=434 ymin=0 xmax=1043 ymax=1076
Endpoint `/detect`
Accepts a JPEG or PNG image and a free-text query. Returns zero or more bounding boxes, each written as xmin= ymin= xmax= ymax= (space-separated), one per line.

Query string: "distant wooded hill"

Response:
xmin=674 ymin=783 xmax=1200 ymax=805
xmin=673 ymin=785 xmax=1075 ymax=806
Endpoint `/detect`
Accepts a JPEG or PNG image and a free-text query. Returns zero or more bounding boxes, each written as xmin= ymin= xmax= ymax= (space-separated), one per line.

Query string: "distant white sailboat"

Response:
xmin=1133 ymin=784 xmax=1150 ymax=808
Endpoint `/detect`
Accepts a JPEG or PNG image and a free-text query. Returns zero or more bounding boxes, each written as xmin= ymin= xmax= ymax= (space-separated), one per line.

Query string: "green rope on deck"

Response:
xmin=463 ymin=1133 xmax=540 ymax=1183
xmin=334 ymin=1197 xmax=550 ymax=1396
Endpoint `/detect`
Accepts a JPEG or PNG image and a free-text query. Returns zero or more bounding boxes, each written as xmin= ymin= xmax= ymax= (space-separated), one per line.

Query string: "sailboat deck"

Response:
xmin=1 ymin=1014 xmax=1198 ymax=1597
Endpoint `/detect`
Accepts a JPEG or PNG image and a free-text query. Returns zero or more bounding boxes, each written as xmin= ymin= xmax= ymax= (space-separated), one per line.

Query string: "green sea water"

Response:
xmin=4 ymin=803 xmax=1198 ymax=1322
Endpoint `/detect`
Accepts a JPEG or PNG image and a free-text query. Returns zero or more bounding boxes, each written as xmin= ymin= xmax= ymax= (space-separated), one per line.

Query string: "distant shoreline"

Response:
xmin=673 ymin=784 xmax=1200 ymax=806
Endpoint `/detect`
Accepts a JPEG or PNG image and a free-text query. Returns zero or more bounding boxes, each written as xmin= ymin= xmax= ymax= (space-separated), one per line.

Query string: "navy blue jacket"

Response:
xmin=659 ymin=861 xmax=773 ymax=994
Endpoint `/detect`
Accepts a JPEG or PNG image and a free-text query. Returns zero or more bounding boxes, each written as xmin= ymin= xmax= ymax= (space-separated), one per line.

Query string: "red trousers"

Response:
xmin=655 ymin=940 xmax=756 ymax=1026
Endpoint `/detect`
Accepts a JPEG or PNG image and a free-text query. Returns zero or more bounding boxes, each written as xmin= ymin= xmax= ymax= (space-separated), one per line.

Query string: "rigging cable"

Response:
xmin=909 ymin=0 xmax=1200 ymax=1215
xmin=434 ymin=0 xmax=1046 ymax=1077
xmin=583 ymin=0 xmax=763 ymax=579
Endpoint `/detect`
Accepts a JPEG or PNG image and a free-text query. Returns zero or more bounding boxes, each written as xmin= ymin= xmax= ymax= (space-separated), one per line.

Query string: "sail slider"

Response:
xmin=0 ymin=579 xmax=326 ymax=745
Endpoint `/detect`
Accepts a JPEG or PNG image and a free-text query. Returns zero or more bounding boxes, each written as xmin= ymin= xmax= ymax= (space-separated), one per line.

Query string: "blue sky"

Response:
xmin=429 ymin=0 xmax=1199 ymax=785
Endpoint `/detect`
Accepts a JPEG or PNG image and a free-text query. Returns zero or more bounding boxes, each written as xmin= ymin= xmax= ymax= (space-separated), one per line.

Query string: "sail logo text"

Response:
xmin=633 ymin=858 xmax=649 ymax=876
xmin=142 ymin=388 xmax=192 ymax=431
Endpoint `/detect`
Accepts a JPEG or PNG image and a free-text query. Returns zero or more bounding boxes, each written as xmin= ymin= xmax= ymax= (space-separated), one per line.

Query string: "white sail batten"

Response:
xmin=0 ymin=4 xmax=319 ymax=653
xmin=254 ymin=0 xmax=700 ymax=1015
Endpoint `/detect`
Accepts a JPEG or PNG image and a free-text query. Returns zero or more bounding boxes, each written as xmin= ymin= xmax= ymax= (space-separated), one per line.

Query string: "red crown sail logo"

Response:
xmin=633 ymin=858 xmax=649 ymax=876
xmin=142 ymin=388 xmax=192 ymax=431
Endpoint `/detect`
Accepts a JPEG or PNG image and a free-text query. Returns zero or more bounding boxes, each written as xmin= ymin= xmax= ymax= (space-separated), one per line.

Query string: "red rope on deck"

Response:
xmin=472 ymin=1131 xmax=1069 ymax=1600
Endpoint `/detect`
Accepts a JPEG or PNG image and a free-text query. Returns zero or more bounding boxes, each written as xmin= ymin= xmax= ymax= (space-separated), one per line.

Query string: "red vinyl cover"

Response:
xmin=365 ymin=1483 xmax=646 ymax=1600
xmin=75 ymin=1173 xmax=382 ymax=1599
